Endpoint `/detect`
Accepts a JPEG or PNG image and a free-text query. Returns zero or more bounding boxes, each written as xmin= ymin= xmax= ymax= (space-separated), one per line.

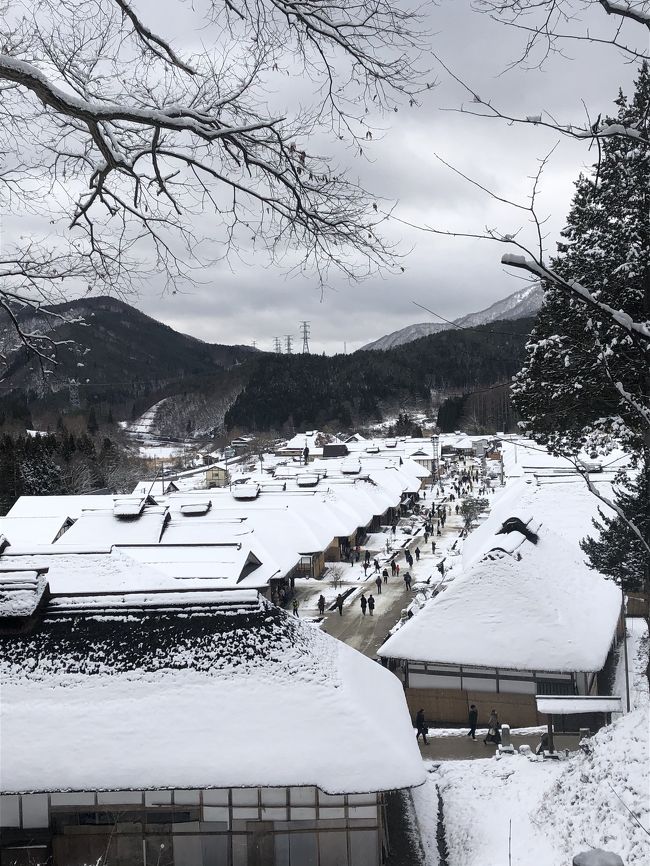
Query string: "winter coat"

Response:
xmin=468 ymin=708 xmax=478 ymax=726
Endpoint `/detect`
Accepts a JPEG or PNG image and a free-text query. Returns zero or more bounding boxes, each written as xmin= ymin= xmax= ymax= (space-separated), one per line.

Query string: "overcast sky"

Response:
xmin=50 ymin=2 xmax=650 ymax=353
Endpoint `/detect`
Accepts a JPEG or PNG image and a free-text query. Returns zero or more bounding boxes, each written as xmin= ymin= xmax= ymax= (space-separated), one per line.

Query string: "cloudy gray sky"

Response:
xmin=29 ymin=1 xmax=649 ymax=354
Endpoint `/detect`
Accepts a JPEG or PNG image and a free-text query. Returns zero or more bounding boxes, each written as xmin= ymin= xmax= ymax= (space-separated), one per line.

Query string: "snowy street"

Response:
xmin=291 ymin=482 xmax=470 ymax=659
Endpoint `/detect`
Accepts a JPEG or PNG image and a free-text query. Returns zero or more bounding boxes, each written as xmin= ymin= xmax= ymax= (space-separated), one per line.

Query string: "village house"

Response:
xmin=378 ymin=502 xmax=623 ymax=729
xmin=0 ymin=584 xmax=425 ymax=866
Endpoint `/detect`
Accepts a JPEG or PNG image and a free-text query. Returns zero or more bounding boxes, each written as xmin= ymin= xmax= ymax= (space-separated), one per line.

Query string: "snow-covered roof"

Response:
xmin=0 ymin=516 xmax=70 ymax=546
xmin=0 ymin=545 xmax=275 ymax=595
xmin=461 ymin=476 xmax=615 ymax=571
xmin=0 ymin=570 xmax=48 ymax=618
xmin=378 ymin=521 xmax=621 ymax=673
xmin=7 ymin=495 xmax=114 ymax=520
xmin=536 ymin=696 xmax=623 ymax=715
xmin=58 ymin=507 xmax=170 ymax=547
xmin=1 ymin=593 xmax=425 ymax=794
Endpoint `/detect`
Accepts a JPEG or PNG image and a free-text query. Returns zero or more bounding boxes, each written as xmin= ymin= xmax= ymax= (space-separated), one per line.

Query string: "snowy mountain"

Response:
xmin=360 ymin=285 xmax=543 ymax=351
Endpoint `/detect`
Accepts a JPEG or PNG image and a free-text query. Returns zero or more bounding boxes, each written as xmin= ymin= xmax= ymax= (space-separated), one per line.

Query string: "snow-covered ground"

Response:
xmin=413 ymin=618 xmax=649 ymax=866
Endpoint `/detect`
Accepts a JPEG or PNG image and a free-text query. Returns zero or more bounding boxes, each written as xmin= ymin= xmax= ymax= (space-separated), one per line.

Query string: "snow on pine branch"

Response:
xmin=502 ymin=254 xmax=650 ymax=343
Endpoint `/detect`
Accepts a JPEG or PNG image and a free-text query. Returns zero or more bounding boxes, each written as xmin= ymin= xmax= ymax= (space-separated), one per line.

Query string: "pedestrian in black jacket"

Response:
xmin=467 ymin=704 xmax=478 ymax=740
xmin=415 ymin=709 xmax=428 ymax=745
xmin=368 ymin=594 xmax=375 ymax=615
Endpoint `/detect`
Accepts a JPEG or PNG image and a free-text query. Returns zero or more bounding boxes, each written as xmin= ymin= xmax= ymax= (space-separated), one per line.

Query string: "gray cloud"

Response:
xmin=139 ymin=2 xmax=642 ymax=353
xmin=8 ymin=0 xmax=644 ymax=355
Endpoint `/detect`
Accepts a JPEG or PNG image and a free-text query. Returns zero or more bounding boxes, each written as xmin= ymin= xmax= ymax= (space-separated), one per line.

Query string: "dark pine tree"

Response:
xmin=513 ymin=64 xmax=650 ymax=684
xmin=87 ymin=407 xmax=99 ymax=435
xmin=512 ymin=63 xmax=649 ymax=458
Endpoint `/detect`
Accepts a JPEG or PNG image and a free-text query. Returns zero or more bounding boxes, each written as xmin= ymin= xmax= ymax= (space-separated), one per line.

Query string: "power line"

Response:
xmin=285 ymin=334 xmax=293 ymax=354
xmin=412 ymin=301 xmax=533 ymax=338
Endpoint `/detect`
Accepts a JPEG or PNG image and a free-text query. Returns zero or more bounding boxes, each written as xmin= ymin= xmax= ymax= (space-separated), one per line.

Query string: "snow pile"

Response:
xmin=538 ymin=708 xmax=649 ymax=865
xmin=416 ymin=620 xmax=649 ymax=866
xmin=426 ymin=708 xmax=649 ymax=866
xmin=434 ymin=755 xmax=565 ymax=866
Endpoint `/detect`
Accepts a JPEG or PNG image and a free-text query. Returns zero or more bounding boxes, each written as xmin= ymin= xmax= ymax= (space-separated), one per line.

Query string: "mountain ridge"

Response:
xmin=360 ymin=285 xmax=543 ymax=351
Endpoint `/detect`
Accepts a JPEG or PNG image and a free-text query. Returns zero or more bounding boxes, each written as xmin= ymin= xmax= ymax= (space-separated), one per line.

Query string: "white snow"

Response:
xmin=414 ymin=621 xmax=649 ymax=866
xmin=378 ymin=518 xmax=622 ymax=672
xmin=1 ymin=609 xmax=425 ymax=795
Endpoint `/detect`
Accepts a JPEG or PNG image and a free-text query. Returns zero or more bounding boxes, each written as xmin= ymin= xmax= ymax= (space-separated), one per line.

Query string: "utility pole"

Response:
xmin=273 ymin=337 xmax=282 ymax=353
xmin=251 ymin=340 xmax=257 ymax=349
xmin=285 ymin=335 xmax=293 ymax=354
xmin=300 ymin=321 xmax=311 ymax=354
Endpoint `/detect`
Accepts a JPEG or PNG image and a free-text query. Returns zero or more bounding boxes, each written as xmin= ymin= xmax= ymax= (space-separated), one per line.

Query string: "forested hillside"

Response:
xmin=225 ymin=318 xmax=532 ymax=431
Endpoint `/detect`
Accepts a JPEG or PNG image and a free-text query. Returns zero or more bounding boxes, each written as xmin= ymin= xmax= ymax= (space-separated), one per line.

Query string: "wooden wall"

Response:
xmin=404 ymin=686 xmax=540 ymax=727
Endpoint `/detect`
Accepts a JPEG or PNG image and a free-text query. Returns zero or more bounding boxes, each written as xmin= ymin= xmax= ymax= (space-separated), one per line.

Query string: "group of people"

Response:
xmin=413 ymin=705 xmax=502 ymax=749
xmin=359 ymin=593 xmax=376 ymax=615
xmin=466 ymin=705 xmax=501 ymax=745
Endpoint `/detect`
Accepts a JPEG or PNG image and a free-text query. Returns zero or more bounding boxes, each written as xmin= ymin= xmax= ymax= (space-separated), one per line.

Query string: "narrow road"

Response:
xmin=293 ymin=496 xmax=468 ymax=660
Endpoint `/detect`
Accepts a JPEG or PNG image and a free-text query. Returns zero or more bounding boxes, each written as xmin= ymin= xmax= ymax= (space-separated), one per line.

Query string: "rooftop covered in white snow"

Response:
xmin=1 ymin=592 xmax=425 ymax=795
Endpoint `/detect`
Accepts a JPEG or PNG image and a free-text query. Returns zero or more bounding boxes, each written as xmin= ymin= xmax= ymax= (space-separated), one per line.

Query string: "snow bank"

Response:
xmin=416 ymin=621 xmax=649 ymax=866
xmin=538 ymin=709 xmax=650 ymax=865
xmin=426 ymin=707 xmax=649 ymax=866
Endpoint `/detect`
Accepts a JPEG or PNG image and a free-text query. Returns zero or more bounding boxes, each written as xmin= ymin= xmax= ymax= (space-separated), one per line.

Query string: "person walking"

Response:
xmin=373 ymin=558 xmax=380 ymax=573
xmin=415 ymin=709 xmax=428 ymax=745
xmin=382 ymin=568 xmax=389 ymax=584
xmin=375 ymin=575 xmax=382 ymax=594
xmin=467 ymin=705 xmax=478 ymax=740
xmin=395 ymin=562 xmax=400 ymax=578
xmin=414 ymin=546 xmax=421 ymax=562
xmin=391 ymin=560 xmax=397 ymax=577
xmin=292 ymin=598 xmax=299 ymax=617
xmin=483 ymin=709 xmax=501 ymax=745
xmin=336 ymin=594 xmax=344 ymax=616
xmin=317 ymin=595 xmax=325 ymax=616
xmin=364 ymin=549 xmax=371 ymax=564
xmin=403 ymin=571 xmax=412 ymax=590
xmin=424 ymin=530 xmax=429 ymax=545
xmin=360 ymin=593 xmax=367 ymax=616
xmin=362 ymin=561 xmax=369 ymax=577
xmin=368 ymin=594 xmax=375 ymax=616
xmin=431 ymin=540 xmax=436 ymax=554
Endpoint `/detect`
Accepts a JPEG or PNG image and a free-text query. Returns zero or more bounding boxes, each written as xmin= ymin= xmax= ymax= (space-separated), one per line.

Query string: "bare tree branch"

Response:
xmin=0 ymin=0 xmax=430 ymax=367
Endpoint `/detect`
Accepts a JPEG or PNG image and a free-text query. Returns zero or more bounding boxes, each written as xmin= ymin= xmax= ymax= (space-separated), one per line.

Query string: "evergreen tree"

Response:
xmin=512 ymin=63 xmax=650 ymax=458
xmin=87 ymin=407 xmax=99 ymax=435
xmin=581 ymin=469 xmax=649 ymax=594
xmin=512 ymin=65 xmax=650 ymax=683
